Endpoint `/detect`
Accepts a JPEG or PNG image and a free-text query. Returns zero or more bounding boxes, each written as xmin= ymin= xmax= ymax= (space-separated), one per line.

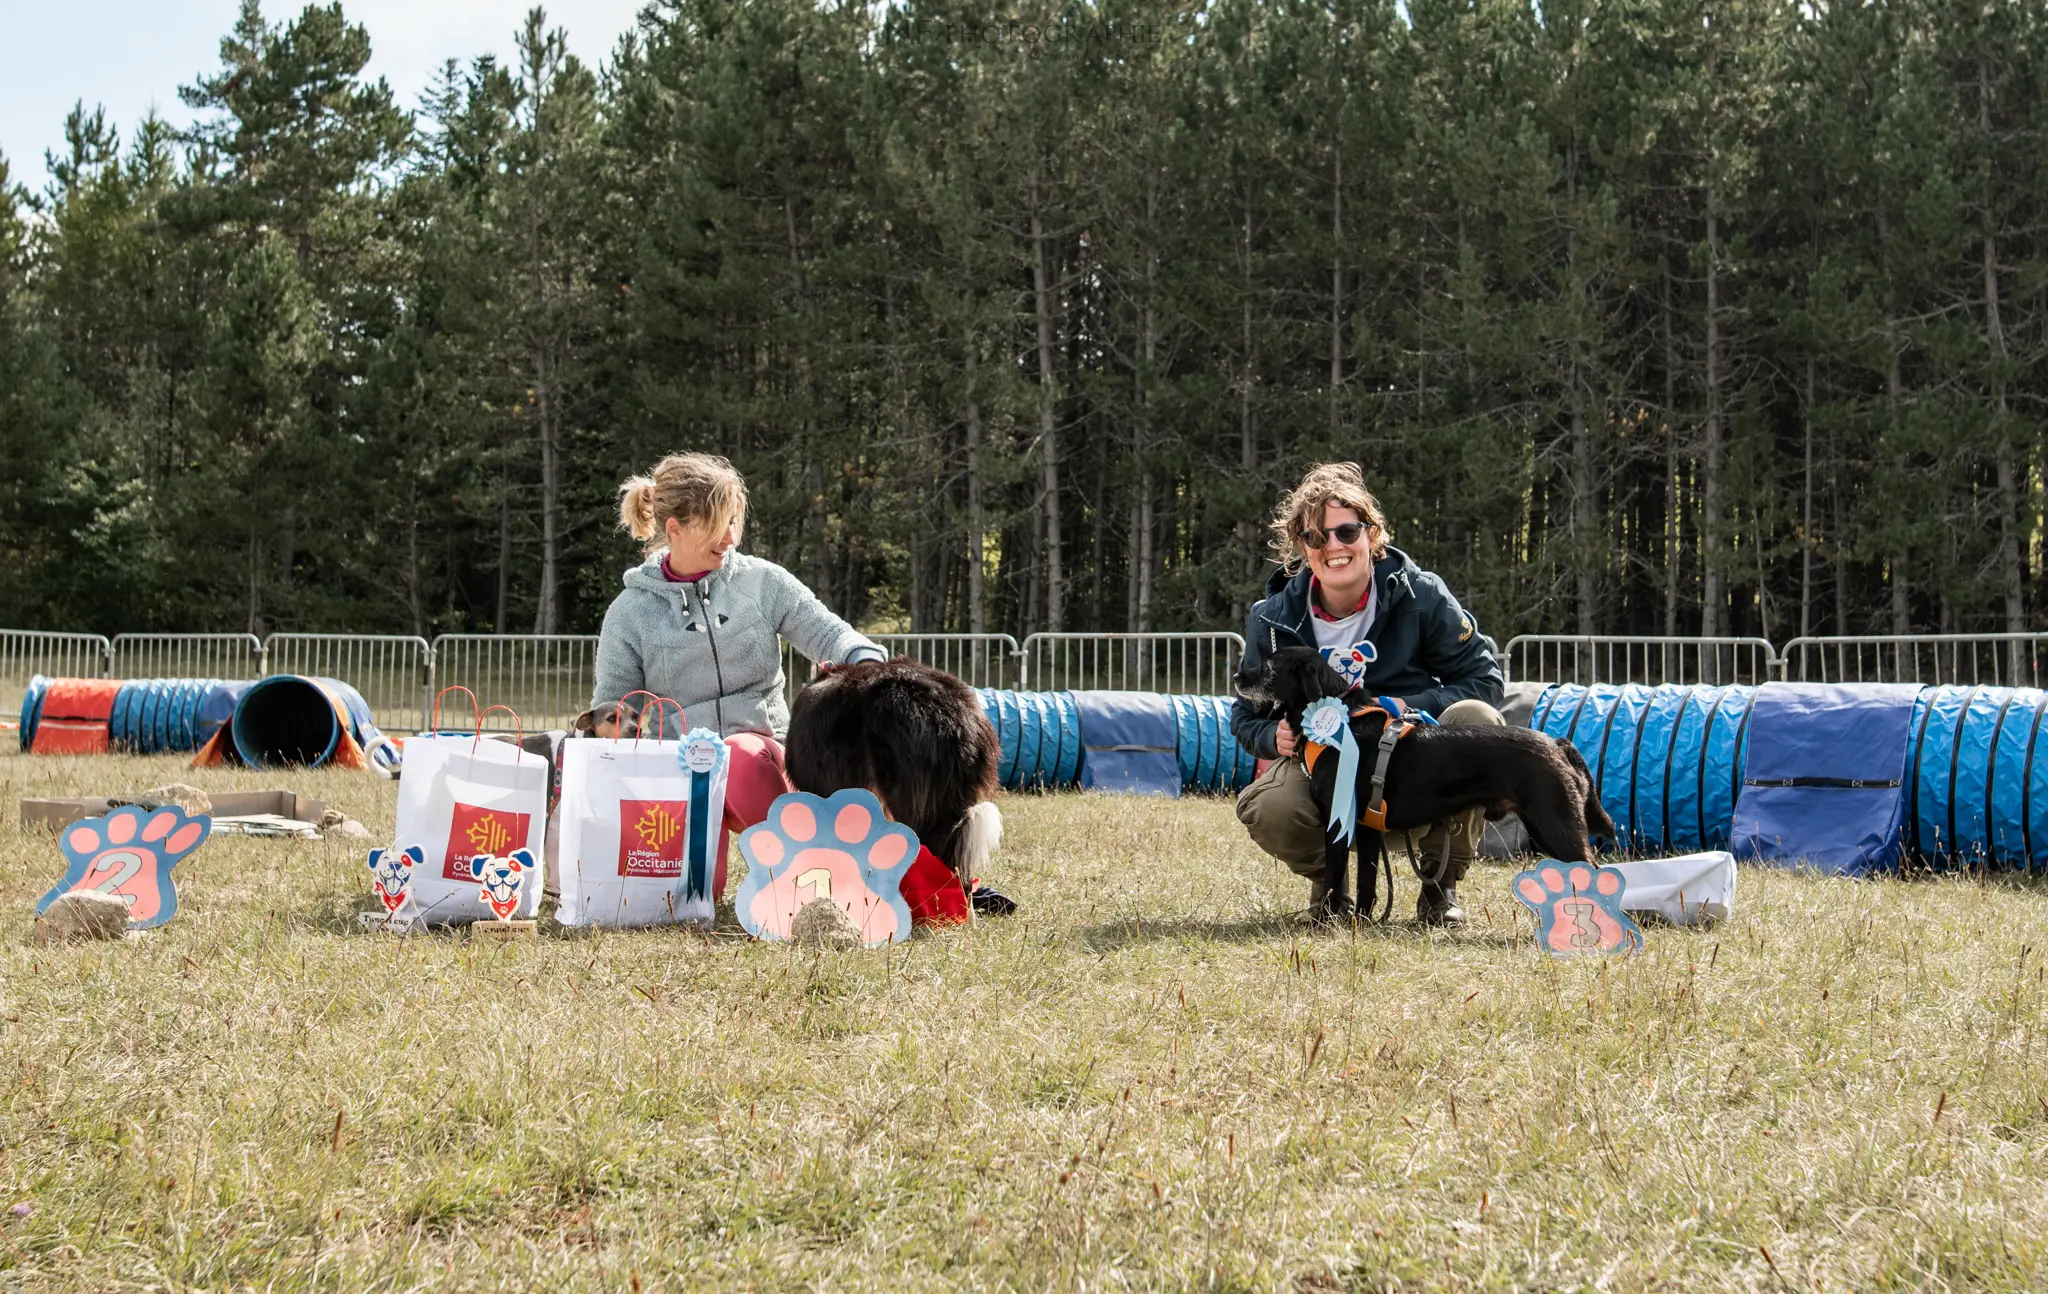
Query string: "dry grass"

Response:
xmin=1 ymin=750 xmax=2046 ymax=1291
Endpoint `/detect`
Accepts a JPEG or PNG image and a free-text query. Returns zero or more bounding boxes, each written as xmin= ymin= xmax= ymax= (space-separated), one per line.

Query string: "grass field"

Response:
xmin=2 ymin=751 xmax=2047 ymax=1291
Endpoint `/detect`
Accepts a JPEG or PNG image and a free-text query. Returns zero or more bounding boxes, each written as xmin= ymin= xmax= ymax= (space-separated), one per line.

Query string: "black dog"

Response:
xmin=1240 ymin=646 xmax=1615 ymax=922
xmin=785 ymin=657 xmax=1003 ymax=893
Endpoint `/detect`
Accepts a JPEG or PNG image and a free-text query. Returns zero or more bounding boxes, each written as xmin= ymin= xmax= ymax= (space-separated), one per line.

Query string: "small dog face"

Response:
xmin=1238 ymin=647 xmax=1363 ymax=733
xmin=571 ymin=700 xmax=640 ymax=740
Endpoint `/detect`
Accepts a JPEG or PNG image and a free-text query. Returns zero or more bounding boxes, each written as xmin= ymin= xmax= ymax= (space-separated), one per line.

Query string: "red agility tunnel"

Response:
xmin=25 ymin=678 xmax=122 ymax=755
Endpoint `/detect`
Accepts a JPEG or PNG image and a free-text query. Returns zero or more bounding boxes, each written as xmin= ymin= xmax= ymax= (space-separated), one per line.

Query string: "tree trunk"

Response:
xmin=495 ymin=467 xmax=512 ymax=634
xmin=1701 ymin=182 xmax=1725 ymax=638
xmin=1028 ymin=163 xmax=1064 ymax=631
xmin=533 ymin=371 xmax=560 ymax=635
xmin=1329 ymin=148 xmax=1344 ymax=439
xmin=1888 ymin=350 xmax=1909 ymax=634
xmin=964 ymin=330 xmax=986 ymax=639
xmin=247 ymin=529 xmax=264 ymax=638
xmin=1980 ymin=68 xmax=2024 ymax=645
xmin=1572 ymin=405 xmax=1596 ymax=632
xmin=1800 ymin=358 xmax=1815 ymax=641
xmin=1662 ymin=263 xmax=1680 ymax=637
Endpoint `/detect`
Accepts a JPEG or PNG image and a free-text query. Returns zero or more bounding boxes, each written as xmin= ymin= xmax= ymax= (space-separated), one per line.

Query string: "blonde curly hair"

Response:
xmin=617 ymin=453 xmax=749 ymax=554
xmin=1269 ymin=462 xmax=1391 ymax=575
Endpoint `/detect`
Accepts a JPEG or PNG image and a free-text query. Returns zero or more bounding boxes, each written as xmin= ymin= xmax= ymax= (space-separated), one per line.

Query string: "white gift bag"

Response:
xmin=555 ymin=711 xmax=729 ymax=930
xmin=1608 ymin=851 xmax=1736 ymax=925
xmin=395 ymin=712 xmax=551 ymax=926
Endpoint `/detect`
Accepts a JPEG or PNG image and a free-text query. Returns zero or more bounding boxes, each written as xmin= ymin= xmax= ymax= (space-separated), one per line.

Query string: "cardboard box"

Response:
xmin=19 ymin=791 xmax=327 ymax=832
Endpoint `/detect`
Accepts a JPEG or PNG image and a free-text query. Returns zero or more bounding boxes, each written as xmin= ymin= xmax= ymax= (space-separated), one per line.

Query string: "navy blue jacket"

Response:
xmin=1230 ymin=545 xmax=1504 ymax=760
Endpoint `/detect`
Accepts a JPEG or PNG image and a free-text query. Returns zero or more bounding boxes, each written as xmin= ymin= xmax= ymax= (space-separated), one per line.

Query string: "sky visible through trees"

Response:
xmin=0 ymin=0 xmax=2042 ymax=645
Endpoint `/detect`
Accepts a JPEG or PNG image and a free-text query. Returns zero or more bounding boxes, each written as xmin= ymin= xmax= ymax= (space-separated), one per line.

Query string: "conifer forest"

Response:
xmin=2 ymin=0 xmax=2044 ymax=646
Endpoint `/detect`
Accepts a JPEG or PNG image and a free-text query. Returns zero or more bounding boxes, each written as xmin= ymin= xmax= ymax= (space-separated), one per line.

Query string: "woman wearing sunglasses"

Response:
xmin=592 ymin=452 xmax=887 ymax=898
xmin=1230 ymin=461 xmax=1505 ymax=925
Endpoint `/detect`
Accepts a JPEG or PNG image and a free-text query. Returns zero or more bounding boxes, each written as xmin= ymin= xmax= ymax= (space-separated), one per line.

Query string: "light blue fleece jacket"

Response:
xmin=592 ymin=550 xmax=884 ymax=739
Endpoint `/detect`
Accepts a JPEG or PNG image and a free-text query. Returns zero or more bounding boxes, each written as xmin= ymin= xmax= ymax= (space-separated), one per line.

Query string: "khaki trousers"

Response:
xmin=1235 ymin=699 xmax=1507 ymax=880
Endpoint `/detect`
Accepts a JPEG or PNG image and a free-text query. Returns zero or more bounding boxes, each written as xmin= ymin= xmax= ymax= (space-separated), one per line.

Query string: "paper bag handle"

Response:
xmin=618 ymin=691 xmax=684 ymax=744
xmin=432 ymin=685 xmax=483 ymax=735
xmin=475 ymin=704 xmax=524 ymax=753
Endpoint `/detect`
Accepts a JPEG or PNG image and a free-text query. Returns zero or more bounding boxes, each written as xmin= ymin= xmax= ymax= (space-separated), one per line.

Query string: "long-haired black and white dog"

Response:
xmin=785 ymin=658 xmax=1003 ymax=894
xmin=1240 ymin=646 xmax=1614 ymax=922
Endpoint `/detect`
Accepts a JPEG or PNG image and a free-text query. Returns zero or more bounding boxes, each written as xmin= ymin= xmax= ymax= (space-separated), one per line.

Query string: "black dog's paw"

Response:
xmin=1306 ymin=891 xmax=1356 ymax=926
xmin=970 ymin=881 xmax=1019 ymax=917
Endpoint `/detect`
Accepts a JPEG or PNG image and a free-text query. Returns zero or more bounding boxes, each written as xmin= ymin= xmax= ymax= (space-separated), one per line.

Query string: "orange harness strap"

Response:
xmin=1305 ymin=704 xmax=1414 ymax=832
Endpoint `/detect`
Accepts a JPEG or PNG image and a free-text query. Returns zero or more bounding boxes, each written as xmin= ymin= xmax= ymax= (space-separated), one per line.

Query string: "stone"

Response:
xmin=789 ymin=897 xmax=863 ymax=950
xmin=34 ymin=890 xmax=131 ymax=944
xmin=139 ymin=784 xmax=212 ymax=815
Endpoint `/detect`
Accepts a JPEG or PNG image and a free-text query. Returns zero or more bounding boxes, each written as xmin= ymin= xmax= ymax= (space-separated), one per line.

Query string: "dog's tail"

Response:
xmin=1557 ymin=740 xmax=1617 ymax=843
xmin=957 ymin=801 xmax=1003 ymax=884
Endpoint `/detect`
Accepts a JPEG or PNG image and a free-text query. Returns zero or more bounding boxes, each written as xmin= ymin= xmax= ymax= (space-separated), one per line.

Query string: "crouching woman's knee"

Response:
xmin=1235 ymin=758 xmax=1328 ymax=879
xmin=1437 ymin=698 xmax=1505 ymax=729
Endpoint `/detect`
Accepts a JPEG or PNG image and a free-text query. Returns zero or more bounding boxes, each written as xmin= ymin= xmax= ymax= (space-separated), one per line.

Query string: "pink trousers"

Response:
xmin=712 ymin=732 xmax=794 ymax=898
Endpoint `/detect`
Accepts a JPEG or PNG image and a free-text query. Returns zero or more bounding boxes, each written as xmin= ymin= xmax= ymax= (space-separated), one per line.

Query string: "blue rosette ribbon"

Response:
xmin=1302 ymin=696 xmax=1360 ymax=846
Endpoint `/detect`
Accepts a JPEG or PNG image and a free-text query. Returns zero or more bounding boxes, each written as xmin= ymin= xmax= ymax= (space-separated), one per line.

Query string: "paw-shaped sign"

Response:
xmin=1319 ymin=643 xmax=1377 ymax=692
xmin=736 ymin=789 xmax=916 ymax=947
xmin=469 ymin=849 xmax=535 ymax=921
xmin=368 ymin=845 xmax=423 ymax=916
xmin=36 ymin=805 xmax=210 ymax=929
xmin=1513 ymin=862 xmax=1644 ymax=957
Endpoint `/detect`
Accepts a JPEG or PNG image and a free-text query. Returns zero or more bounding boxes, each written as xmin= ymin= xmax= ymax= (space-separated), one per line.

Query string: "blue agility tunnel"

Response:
xmin=1531 ymin=680 xmax=2048 ymax=874
xmin=1531 ymin=682 xmax=1758 ymax=853
xmin=977 ymin=690 xmax=1256 ymax=796
xmin=227 ymin=674 xmax=397 ymax=771
xmin=109 ymin=678 xmax=249 ymax=754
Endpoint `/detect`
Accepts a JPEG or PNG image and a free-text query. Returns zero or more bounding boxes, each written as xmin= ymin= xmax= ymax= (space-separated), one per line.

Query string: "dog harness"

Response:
xmin=1302 ymin=695 xmax=1435 ymax=842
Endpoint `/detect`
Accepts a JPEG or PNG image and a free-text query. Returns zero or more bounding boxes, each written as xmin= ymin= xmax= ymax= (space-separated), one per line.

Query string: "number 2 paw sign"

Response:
xmin=36 ymin=805 xmax=211 ymax=930
xmin=735 ymin=790 xmax=917 ymax=948
xmin=1513 ymin=861 xmax=1644 ymax=958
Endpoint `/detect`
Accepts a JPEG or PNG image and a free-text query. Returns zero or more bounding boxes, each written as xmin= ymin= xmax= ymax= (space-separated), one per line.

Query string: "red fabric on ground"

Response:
xmin=900 ymin=844 xmax=970 ymax=926
xmin=31 ymin=678 xmax=121 ymax=755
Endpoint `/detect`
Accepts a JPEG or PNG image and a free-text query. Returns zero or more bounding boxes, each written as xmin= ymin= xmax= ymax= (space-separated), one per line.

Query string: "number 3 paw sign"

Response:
xmin=36 ymin=805 xmax=211 ymax=930
xmin=735 ymin=790 xmax=917 ymax=948
xmin=1513 ymin=861 xmax=1644 ymax=958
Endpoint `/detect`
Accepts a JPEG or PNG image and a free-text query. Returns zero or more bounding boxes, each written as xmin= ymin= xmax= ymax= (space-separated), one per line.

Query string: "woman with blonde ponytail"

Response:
xmin=594 ymin=452 xmax=885 ymax=898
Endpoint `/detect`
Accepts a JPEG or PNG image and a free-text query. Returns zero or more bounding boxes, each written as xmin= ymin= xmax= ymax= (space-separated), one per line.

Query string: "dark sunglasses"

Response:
xmin=1300 ymin=521 xmax=1369 ymax=549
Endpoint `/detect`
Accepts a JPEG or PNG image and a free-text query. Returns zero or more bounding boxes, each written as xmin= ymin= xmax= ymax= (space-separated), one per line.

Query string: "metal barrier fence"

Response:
xmin=1779 ymin=633 xmax=2048 ymax=688
xmin=433 ymin=635 xmax=603 ymax=733
xmin=15 ymin=626 xmax=2048 ymax=733
xmin=0 ymin=630 xmax=111 ymax=721
xmin=266 ymin=634 xmax=433 ymax=735
xmin=109 ymin=633 xmax=266 ymax=683
xmin=1504 ymin=635 xmax=1781 ymax=687
xmin=781 ymin=634 xmax=1025 ymax=709
xmin=1019 ymin=632 xmax=1246 ymax=695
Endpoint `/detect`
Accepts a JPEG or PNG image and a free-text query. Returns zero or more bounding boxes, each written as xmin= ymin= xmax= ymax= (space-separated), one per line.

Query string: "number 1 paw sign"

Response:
xmin=36 ymin=805 xmax=211 ymax=930
xmin=1513 ymin=861 xmax=1644 ymax=957
xmin=735 ymin=790 xmax=917 ymax=947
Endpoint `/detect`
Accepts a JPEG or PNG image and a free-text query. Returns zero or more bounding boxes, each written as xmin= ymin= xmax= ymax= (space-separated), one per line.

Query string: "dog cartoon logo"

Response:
xmin=36 ymin=805 xmax=211 ymax=930
xmin=367 ymin=845 xmax=424 ymax=916
xmin=735 ymin=789 xmax=917 ymax=947
xmin=1513 ymin=861 xmax=1644 ymax=957
xmin=469 ymin=848 xmax=535 ymax=920
xmin=1318 ymin=643 xmax=1377 ymax=692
